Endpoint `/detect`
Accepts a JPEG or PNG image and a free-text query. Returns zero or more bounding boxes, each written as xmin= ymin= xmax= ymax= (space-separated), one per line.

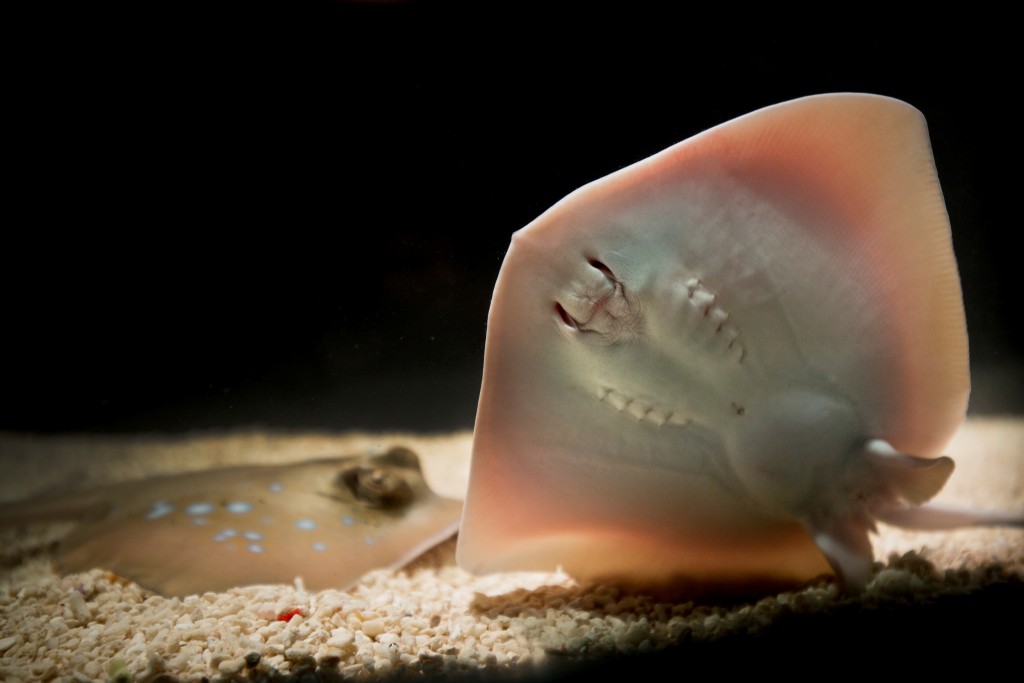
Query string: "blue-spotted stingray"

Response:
xmin=1 ymin=447 xmax=462 ymax=596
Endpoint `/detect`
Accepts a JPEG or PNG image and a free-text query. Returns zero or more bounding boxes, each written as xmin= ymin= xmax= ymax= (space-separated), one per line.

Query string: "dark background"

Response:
xmin=3 ymin=4 xmax=1021 ymax=434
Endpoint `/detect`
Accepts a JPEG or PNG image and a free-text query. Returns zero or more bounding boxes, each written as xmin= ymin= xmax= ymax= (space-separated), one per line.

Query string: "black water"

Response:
xmin=4 ymin=4 xmax=1020 ymax=434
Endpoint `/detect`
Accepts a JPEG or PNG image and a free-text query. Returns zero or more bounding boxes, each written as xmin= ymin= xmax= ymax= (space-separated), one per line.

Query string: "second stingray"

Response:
xmin=0 ymin=447 xmax=463 ymax=597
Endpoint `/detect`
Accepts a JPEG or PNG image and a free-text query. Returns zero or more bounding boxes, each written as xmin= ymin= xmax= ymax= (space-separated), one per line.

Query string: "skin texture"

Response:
xmin=0 ymin=447 xmax=462 ymax=596
xmin=456 ymin=93 xmax=1023 ymax=595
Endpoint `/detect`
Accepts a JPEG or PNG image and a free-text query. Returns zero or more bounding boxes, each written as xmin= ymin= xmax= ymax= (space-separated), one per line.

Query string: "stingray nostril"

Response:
xmin=555 ymin=302 xmax=579 ymax=329
xmin=588 ymin=259 xmax=616 ymax=281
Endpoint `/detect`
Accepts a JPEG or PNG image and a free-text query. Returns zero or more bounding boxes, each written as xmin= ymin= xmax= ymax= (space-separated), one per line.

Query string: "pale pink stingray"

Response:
xmin=457 ymin=93 xmax=1022 ymax=594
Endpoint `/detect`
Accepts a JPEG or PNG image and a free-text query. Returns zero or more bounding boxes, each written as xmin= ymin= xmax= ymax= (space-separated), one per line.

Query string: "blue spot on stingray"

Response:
xmin=342 ymin=516 xmax=355 ymax=526
xmin=364 ymin=536 xmax=375 ymax=545
xmin=213 ymin=529 xmax=238 ymax=542
xmin=192 ymin=517 xmax=209 ymax=526
xmin=311 ymin=542 xmax=327 ymax=552
xmin=268 ymin=482 xmax=284 ymax=492
xmin=294 ymin=519 xmax=317 ymax=531
xmin=226 ymin=501 xmax=254 ymax=514
xmin=247 ymin=544 xmax=264 ymax=554
xmin=185 ymin=502 xmax=215 ymax=516
xmin=243 ymin=530 xmax=264 ymax=541
xmin=146 ymin=501 xmax=174 ymax=520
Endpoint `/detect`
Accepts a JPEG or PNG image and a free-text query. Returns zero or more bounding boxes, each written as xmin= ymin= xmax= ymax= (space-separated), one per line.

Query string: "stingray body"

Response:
xmin=457 ymin=93 xmax=1023 ymax=594
xmin=1 ymin=447 xmax=462 ymax=596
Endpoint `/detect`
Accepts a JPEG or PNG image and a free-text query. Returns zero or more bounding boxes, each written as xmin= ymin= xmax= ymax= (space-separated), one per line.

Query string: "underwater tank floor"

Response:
xmin=0 ymin=420 xmax=1022 ymax=681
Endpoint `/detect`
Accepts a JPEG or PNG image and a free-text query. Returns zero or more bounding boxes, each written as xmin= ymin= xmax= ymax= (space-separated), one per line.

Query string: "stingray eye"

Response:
xmin=340 ymin=466 xmax=414 ymax=509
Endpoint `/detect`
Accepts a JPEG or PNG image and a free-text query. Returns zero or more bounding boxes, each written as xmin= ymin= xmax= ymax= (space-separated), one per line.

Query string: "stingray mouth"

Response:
xmin=551 ymin=258 xmax=643 ymax=345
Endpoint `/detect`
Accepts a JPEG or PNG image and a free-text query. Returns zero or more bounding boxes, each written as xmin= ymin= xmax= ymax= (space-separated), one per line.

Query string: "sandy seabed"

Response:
xmin=1 ymin=418 xmax=1022 ymax=681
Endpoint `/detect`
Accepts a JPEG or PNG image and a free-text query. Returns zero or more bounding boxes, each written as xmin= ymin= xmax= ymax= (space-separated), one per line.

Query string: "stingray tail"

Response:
xmin=803 ymin=438 xmax=1023 ymax=594
xmin=0 ymin=491 xmax=111 ymax=527
xmin=866 ymin=437 xmax=1024 ymax=530
xmin=875 ymin=503 xmax=1024 ymax=530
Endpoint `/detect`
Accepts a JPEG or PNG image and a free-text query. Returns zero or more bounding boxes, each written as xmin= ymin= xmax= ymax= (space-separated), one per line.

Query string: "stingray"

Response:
xmin=1 ymin=447 xmax=462 ymax=596
xmin=456 ymin=93 xmax=1024 ymax=595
